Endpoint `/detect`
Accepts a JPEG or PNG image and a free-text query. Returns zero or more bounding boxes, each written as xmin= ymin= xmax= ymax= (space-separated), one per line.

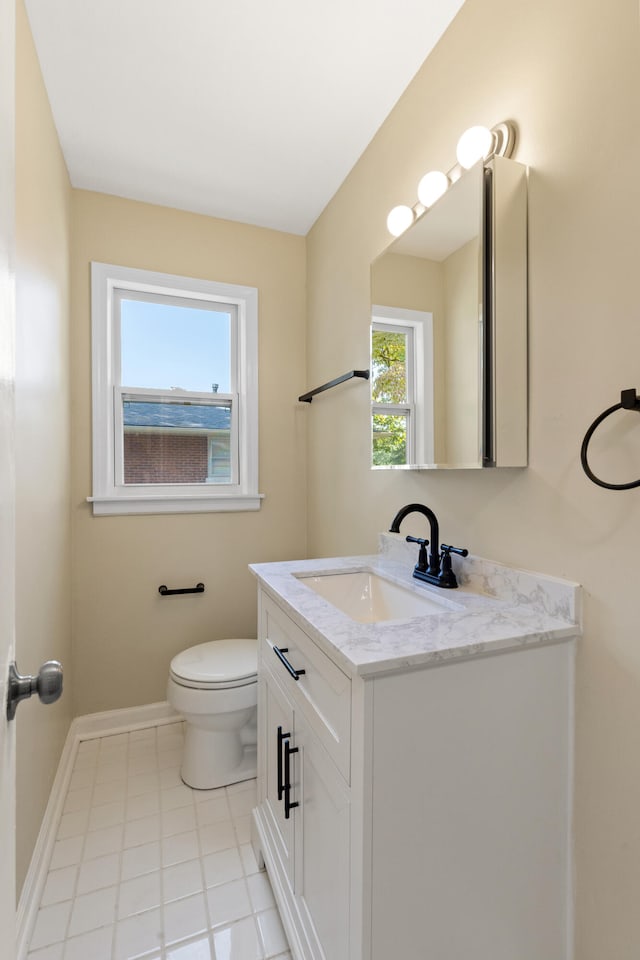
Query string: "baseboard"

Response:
xmin=72 ymin=699 xmax=181 ymax=740
xmin=16 ymin=701 xmax=183 ymax=960
xmin=16 ymin=719 xmax=80 ymax=960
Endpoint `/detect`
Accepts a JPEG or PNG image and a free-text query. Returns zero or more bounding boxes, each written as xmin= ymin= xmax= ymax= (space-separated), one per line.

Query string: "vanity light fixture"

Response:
xmin=386 ymin=204 xmax=415 ymax=238
xmin=386 ymin=120 xmax=516 ymax=236
xmin=455 ymin=125 xmax=494 ymax=169
xmin=417 ymin=169 xmax=449 ymax=208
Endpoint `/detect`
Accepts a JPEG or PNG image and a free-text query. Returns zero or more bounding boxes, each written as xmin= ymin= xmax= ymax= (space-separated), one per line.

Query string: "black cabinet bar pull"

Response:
xmin=158 ymin=583 xmax=205 ymax=596
xmin=277 ymin=726 xmax=290 ymax=802
xmin=272 ymin=645 xmax=306 ymax=681
xmin=284 ymin=739 xmax=299 ymax=820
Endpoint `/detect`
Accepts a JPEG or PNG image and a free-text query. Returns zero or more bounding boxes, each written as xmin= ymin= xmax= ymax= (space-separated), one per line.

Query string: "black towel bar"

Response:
xmin=298 ymin=369 xmax=369 ymax=403
xmin=158 ymin=583 xmax=205 ymax=596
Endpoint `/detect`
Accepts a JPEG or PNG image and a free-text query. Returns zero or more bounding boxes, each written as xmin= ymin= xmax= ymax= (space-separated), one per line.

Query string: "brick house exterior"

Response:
xmin=123 ymin=400 xmax=231 ymax=485
xmin=124 ymin=433 xmax=209 ymax=484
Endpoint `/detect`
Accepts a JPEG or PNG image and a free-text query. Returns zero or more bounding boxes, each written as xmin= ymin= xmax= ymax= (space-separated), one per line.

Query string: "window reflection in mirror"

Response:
xmin=371 ymin=323 xmax=411 ymax=466
xmin=371 ymin=308 xmax=433 ymax=466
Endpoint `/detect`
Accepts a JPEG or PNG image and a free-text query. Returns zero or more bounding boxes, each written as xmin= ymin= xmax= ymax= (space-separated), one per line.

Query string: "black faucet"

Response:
xmin=389 ymin=503 xmax=441 ymax=575
xmin=389 ymin=502 xmax=468 ymax=589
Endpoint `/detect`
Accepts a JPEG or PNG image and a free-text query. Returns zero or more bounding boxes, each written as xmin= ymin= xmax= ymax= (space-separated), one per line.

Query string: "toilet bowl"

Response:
xmin=167 ymin=638 xmax=258 ymax=790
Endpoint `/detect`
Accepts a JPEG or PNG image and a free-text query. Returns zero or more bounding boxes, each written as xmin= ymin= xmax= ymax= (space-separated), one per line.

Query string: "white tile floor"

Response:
xmin=27 ymin=723 xmax=292 ymax=960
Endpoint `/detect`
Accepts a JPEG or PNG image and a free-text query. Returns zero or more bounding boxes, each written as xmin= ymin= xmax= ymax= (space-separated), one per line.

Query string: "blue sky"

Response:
xmin=120 ymin=298 xmax=231 ymax=393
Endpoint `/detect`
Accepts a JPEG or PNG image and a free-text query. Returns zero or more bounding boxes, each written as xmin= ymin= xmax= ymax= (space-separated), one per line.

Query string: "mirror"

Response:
xmin=370 ymin=155 xmax=527 ymax=469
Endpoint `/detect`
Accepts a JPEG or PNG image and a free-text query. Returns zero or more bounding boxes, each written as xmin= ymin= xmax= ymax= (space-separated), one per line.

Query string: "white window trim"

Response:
xmin=89 ymin=262 xmax=262 ymax=516
xmin=371 ymin=306 xmax=434 ymax=467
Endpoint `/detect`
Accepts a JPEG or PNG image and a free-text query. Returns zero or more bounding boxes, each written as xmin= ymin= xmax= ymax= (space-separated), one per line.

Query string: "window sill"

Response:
xmin=87 ymin=493 xmax=264 ymax=516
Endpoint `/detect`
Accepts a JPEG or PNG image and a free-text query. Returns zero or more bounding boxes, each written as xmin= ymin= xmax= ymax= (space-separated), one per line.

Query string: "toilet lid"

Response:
xmin=170 ymin=638 xmax=257 ymax=687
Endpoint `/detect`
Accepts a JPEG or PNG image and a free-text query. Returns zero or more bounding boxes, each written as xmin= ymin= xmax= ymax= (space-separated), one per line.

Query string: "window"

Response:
xmin=371 ymin=321 xmax=414 ymax=465
xmin=371 ymin=306 xmax=433 ymax=467
xmin=90 ymin=263 xmax=261 ymax=515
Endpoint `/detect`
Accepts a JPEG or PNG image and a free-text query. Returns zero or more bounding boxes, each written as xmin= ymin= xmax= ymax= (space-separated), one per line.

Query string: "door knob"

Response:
xmin=6 ymin=660 xmax=63 ymax=721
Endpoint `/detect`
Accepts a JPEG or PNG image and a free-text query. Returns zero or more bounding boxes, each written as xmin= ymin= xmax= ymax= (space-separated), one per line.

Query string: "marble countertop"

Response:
xmin=249 ymin=534 xmax=581 ymax=679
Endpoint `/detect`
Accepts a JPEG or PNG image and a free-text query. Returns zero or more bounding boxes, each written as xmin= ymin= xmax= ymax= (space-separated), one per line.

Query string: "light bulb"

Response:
xmin=456 ymin=125 xmax=494 ymax=170
xmin=386 ymin=205 xmax=415 ymax=237
xmin=417 ymin=170 xmax=449 ymax=208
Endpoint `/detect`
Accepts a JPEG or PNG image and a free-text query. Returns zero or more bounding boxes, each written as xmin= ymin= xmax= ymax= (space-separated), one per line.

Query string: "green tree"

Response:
xmin=371 ymin=330 xmax=407 ymax=465
xmin=371 ymin=331 xmax=407 ymax=404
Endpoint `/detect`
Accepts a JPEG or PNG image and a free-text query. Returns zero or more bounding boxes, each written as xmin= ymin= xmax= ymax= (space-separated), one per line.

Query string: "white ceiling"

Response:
xmin=25 ymin=0 xmax=466 ymax=236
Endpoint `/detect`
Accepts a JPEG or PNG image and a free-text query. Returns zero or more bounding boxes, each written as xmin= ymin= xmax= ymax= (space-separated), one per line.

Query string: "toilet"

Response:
xmin=167 ymin=638 xmax=258 ymax=790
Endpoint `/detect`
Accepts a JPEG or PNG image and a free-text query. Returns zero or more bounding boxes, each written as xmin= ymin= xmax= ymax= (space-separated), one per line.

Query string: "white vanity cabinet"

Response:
xmin=252 ymin=578 xmax=576 ymax=960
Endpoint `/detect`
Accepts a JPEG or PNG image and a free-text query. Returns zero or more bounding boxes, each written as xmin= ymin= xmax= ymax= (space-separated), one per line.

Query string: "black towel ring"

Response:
xmin=580 ymin=388 xmax=640 ymax=490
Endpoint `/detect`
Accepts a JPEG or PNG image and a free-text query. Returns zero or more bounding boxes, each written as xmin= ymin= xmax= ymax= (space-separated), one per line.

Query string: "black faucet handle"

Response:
xmin=440 ymin=544 xmax=468 ymax=558
xmin=406 ymin=535 xmax=429 ymax=573
xmin=437 ymin=544 xmax=468 ymax=588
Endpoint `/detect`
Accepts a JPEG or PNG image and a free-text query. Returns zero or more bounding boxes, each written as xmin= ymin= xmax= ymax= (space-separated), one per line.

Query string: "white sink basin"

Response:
xmin=298 ymin=570 xmax=455 ymax=623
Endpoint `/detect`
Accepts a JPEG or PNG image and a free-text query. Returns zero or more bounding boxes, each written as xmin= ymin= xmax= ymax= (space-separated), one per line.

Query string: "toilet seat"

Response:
xmin=170 ymin=638 xmax=257 ymax=691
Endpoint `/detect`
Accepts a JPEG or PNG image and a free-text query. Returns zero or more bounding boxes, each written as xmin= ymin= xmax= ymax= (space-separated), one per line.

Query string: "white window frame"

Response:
xmin=371 ymin=306 xmax=434 ymax=467
xmin=89 ymin=262 xmax=262 ymax=516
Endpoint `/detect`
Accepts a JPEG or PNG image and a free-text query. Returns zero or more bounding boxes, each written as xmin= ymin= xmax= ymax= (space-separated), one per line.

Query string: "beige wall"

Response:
xmin=306 ymin=1 xmax=640 ymax=958
xmin=15 ymin=0 xmax=72 ymax=895
xmin=70 ymin=193 xmax=306 ymax=716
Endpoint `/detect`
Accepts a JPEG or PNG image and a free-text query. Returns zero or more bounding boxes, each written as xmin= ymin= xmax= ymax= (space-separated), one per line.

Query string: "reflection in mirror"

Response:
xmin=371 ymin=307 xmax=433 ymax=465
xmin=370 ymin=156 xmax=527 ymax=470
xmin=371 ymin=321 xmax=411 ymax=466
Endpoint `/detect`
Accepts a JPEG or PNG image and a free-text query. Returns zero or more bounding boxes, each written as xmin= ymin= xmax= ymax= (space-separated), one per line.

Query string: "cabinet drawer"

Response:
xmin=261 ymin=594 xmax=351 ymax=781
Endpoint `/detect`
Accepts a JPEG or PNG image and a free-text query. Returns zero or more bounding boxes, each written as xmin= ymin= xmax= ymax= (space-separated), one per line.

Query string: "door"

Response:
xmin=0 ymin=0 xmax=16 ymax=943
xmin=294 ymin=716 xmax=350 ymax=960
